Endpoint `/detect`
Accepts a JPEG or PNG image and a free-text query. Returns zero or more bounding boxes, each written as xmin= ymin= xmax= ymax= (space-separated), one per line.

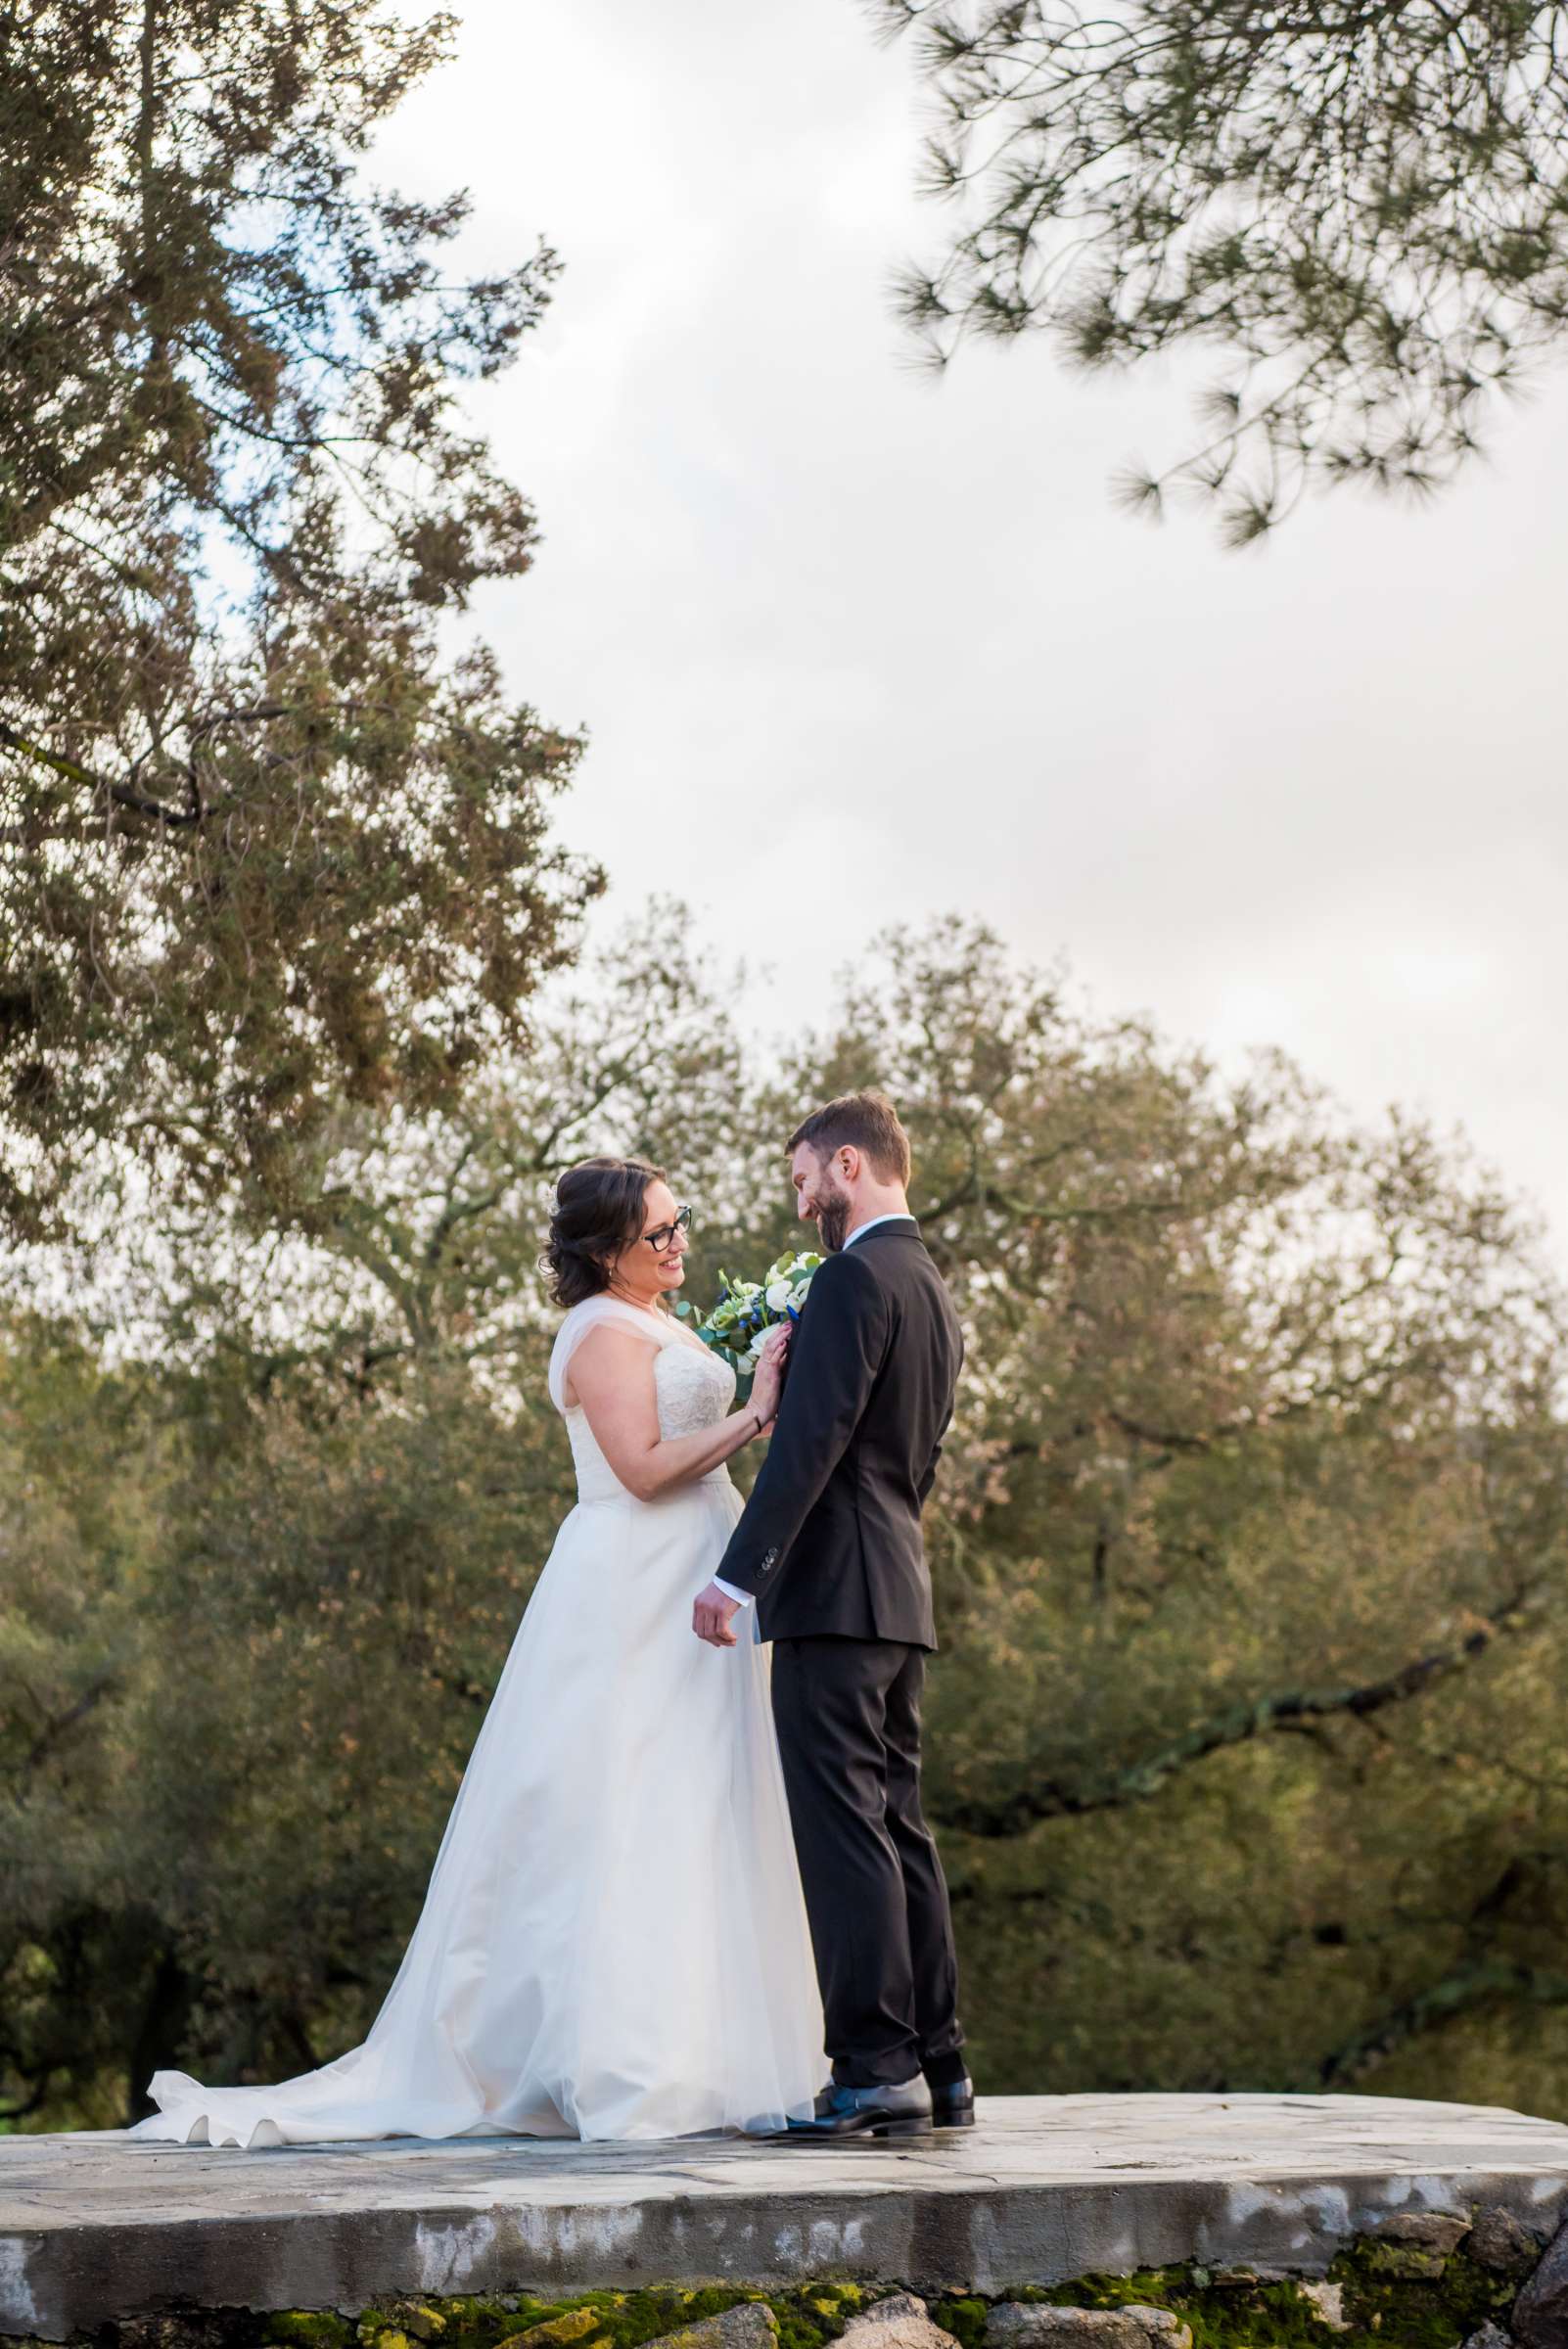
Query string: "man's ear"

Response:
xmin=838 ymin=1145 xmax=861 ymax=1184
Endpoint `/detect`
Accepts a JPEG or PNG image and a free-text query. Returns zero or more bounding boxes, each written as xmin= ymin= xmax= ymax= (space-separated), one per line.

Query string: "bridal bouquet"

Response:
xmin=677 ymin=1249 xmax=821 ymax=1374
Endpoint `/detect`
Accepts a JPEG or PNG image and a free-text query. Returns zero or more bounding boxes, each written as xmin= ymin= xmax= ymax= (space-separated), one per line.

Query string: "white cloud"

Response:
xmin=377 ymin=0 xmax=1568 ymax=1268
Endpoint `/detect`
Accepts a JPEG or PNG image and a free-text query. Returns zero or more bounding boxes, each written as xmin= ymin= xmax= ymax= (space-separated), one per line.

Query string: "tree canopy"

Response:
xmin=0 ymin=0 xmax=598 ymax=1244
xmin=872 ymin=0 xmax=1568 ymax=540
xmin=5 ymin=912 xmax=1567 ymax=2128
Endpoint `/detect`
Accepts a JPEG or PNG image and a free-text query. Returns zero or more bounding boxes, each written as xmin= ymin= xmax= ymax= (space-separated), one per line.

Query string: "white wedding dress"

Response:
xmin=127 ymin=1296 xmax=825 ymax=2146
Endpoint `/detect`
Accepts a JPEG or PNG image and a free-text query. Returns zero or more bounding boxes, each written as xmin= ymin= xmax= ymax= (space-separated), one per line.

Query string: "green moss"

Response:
xmin=263 ymin=2320 xmax=355 ymax=2349
xmin=513 ymin=2318 xmax=605 ymax=2349
xmin=979 ymin=2265 xmax=1337 ymax=2349
xmin=767 ymin=2283 xmax=876 ymax=2349
xmin=18 ymin=2258 xmax=1532 ymax=2349
xmin=1330 ymin=2241 xmax=1516 ymax=2347
xmin=1360 ymin=2246 xmax=1449 ymax=2283
xmin=924 ymin=2251 xmax=1518 ymax=2349
xmin=929 ymin=2298 xmax=989 ymax=2349
xmin=347 ymin=2286 xmax=832 ymax=2349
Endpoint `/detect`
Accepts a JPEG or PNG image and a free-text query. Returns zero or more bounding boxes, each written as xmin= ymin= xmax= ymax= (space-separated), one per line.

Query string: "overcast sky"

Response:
xmin=379 ymin=0 xmax=1565 ymax=1271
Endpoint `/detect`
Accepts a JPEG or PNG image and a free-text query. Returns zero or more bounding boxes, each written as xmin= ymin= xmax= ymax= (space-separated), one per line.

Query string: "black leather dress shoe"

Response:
xmin=776 ymin=2077 xmax=935 ymax=2142
xmin=927 ymin=2073 xmax=975 ymax=2128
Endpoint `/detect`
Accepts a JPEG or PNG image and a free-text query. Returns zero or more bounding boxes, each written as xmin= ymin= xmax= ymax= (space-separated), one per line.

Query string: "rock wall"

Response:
xmin=11 ymin=2203 xmax=1568 ymax=2349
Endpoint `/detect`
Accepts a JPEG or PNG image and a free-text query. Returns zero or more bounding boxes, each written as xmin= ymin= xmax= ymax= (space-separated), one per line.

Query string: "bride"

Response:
xmin=128 ymin=1156 xmax=825 ymax=2146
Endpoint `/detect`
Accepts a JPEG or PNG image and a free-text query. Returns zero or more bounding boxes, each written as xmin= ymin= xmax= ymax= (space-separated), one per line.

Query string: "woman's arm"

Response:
xmin=565 ymin=1325 xmax=781 ymax=1501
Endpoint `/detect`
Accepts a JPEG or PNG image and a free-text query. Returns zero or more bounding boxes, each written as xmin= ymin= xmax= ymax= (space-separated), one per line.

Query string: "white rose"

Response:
xmin=765 ymin=1279 xmax=793 ymax=1313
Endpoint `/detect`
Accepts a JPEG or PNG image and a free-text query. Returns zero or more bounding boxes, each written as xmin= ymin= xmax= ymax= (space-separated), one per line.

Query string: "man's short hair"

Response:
xmin=788 ymin=1089 xmax=912 ymax=1185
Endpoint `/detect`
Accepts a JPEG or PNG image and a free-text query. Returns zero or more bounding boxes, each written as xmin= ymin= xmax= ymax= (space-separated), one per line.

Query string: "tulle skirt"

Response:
xmin=128 ymin=1475 xmax=824 ymax=2145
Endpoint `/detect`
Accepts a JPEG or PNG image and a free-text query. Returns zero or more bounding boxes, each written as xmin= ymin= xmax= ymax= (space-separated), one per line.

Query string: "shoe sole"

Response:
xmin=768 ymin=2113 xmax=937 ymax=2143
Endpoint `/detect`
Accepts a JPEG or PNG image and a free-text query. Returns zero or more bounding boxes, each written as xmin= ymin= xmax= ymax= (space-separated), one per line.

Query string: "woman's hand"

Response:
xmin=748 ymin=1322 xmax=791 ymax=1431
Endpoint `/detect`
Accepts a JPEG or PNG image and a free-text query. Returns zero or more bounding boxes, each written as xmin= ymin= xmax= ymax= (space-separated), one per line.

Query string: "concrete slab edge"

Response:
xmin=7 ymin=2169 xmax=1568 ymax=2342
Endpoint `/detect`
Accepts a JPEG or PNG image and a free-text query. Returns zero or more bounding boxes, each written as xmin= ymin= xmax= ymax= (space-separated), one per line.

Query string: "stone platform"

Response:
xmin=7 ymin=2094 xmax=1568 ymax=2342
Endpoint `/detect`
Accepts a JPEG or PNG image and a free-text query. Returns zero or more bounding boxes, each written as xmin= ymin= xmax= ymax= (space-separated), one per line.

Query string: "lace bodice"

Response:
xmin=649 ymin=1332 xmax=738 ymax=1437
xmin=550 ymin=1301 xmax=738 ymax=1503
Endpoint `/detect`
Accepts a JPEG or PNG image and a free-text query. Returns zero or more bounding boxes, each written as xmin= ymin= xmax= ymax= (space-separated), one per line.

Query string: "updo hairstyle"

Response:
xmin=543 ymin=1156 xmax=666 ymax=1309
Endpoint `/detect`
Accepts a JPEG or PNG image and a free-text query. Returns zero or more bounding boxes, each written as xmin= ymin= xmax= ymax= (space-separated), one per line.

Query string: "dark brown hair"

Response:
xmin=542 ymin=1156 xmax=666 ymax=1308
xmin=788 ymin=1089 xmax=912 ymax=1185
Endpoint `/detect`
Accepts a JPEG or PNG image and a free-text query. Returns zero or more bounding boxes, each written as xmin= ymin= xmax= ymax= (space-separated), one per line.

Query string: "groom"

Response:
xmin=692 ymin=1090 xmax=970 ymax=2142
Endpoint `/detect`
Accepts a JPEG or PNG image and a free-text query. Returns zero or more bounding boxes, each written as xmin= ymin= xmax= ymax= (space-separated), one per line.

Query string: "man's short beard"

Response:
xmin=814 ymin=1172 xmax=852 ymax=1254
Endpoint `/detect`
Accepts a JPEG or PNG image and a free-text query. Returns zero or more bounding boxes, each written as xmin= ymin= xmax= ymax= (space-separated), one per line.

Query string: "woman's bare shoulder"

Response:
xmin=562 ymin=1310 xmax=665 ymax=1407
xmin=573 ymin=1316 xmax=664 ymax=1362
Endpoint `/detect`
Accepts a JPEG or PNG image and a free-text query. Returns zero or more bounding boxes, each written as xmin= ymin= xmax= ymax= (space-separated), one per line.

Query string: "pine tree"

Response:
xmin=871 ymin=0 xmax=1568 ymax=539
xmin=0 ymin=0 xmax=601 ymax=1239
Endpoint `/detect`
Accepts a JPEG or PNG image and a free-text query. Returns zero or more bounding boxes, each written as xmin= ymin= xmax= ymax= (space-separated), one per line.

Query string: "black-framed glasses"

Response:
xmin=640 ymin=1203 xmax=693 ymax=1253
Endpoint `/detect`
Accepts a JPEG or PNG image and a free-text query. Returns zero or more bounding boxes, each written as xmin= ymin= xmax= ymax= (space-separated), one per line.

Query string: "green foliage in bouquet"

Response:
xmin=676 ymin=1251 xmax=821 ymax=1378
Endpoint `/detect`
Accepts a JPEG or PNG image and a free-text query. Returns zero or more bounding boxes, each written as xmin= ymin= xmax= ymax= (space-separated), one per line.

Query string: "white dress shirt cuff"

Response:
xmin=713 ymin=1575 xmax=754 ymax=1607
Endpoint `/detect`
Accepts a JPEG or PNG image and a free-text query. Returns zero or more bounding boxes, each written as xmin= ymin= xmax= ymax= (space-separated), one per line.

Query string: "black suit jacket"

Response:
xmin=715 ymin=1221 xmax=963 ymax=1648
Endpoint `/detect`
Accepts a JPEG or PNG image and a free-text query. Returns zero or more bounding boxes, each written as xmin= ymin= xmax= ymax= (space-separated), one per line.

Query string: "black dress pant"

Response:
xmin=769 ymin=1634 xmax=965 ymax=2089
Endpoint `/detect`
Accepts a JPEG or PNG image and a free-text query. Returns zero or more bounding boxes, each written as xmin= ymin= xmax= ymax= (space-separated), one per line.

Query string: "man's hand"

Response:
xmin=692 ymin=1580 xmax=742 ymax=1648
